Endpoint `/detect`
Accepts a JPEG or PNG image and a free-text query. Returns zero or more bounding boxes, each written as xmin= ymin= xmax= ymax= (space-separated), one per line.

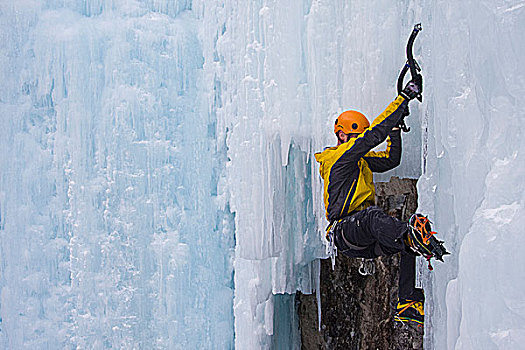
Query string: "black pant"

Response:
xmin=334 ymin=206 xmax=424 ymax=302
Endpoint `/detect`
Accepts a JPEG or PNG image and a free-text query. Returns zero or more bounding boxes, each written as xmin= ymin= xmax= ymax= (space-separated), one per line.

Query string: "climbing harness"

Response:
xmin=326 ymin=219 xmax=376 ymax=276
xmin=396 ymin=23 xmax=423 ymax=132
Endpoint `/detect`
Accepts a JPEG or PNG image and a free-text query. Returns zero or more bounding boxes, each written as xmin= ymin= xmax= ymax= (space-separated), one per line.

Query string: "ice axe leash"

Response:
xmin=396 ymin=23 xmax=423 ymax=132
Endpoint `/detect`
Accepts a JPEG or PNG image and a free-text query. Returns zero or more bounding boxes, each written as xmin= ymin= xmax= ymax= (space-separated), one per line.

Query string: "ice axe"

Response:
xmin=396 ymin=23 xmax=423 ymax=132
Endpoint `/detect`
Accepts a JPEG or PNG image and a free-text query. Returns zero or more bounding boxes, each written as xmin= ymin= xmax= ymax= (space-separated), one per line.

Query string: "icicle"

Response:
xmin=313 ymin=259 xmax=322 ymax=332
xmin=326 ymin=222 xmax=338 ymax=270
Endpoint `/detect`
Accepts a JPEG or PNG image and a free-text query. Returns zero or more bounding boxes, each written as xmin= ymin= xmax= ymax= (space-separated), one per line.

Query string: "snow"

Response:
xmin=1 ymin=0 xmax=524 ymax=349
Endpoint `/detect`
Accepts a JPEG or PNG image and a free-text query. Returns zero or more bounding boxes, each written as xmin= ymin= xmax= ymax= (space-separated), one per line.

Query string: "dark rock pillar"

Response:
xmin=298 ymin=177 xmax=423 ymax=350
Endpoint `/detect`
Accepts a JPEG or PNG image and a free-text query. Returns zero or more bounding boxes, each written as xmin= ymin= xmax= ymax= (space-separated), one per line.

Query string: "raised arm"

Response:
xmin=363 ymin=129 xmax=402 ymax=173
xmin=334 ymin=96 xmax=407 ymax=165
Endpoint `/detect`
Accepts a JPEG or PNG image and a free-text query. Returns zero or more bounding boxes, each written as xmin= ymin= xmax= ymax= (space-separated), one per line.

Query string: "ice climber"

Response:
xmin=314 ymin=77 xmax=445 ymax=325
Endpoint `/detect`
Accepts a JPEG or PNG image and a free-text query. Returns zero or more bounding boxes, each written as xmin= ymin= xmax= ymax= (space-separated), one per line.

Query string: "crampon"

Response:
xmin=407 ymin=214 xmax=450 ymax=270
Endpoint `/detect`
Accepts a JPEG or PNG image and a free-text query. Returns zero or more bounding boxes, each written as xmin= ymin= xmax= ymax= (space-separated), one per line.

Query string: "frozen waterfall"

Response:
xmin=1 ymin=1 xmax=524 ymax=349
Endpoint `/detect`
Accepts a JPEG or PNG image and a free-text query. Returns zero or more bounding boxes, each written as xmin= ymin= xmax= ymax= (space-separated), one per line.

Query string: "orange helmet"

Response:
xmin=334 ymin=110 xmax=370 ymax=135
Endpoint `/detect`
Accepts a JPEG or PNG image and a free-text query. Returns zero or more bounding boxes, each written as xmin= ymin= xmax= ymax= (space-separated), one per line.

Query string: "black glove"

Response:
xmin=400 ymin=74 xmax=422 ymax=101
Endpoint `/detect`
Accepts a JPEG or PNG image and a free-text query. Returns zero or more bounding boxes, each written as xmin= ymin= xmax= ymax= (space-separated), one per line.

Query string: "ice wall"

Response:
xmin=200 ymin=2 xmax=323 ymax=347
xmin=0 ymin=1 xmax=234 ymax=349
xmin=4 ymin=0 xmax=521 ymax=349
xmin=420 ymin=1 xmax=525 ymax=349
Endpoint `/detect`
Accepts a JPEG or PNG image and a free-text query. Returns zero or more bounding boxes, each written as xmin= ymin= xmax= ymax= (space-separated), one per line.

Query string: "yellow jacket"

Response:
xmin=315 ymin=96 xmax=407 ymax=221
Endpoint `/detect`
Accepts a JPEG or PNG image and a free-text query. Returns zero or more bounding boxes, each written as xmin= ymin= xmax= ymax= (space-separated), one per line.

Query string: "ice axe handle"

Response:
xmin=396 ymin=24 xmax=423 ymax=131
xmin=397 ymin=24 xmax=422 ymax=97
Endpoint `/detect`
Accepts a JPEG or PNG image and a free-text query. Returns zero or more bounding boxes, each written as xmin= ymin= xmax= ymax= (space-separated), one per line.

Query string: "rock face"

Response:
xmin=298 ymin=177 xmax=422 ymax=350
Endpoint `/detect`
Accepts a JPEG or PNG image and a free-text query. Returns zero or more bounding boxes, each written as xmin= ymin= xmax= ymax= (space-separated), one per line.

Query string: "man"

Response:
xmin=314 ymin=78 xmax=431 ymax=325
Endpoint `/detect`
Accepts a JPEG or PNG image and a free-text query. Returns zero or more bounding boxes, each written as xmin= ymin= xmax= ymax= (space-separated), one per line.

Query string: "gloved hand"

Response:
xmin=400 ymin=74 xmax=422 ymax=101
